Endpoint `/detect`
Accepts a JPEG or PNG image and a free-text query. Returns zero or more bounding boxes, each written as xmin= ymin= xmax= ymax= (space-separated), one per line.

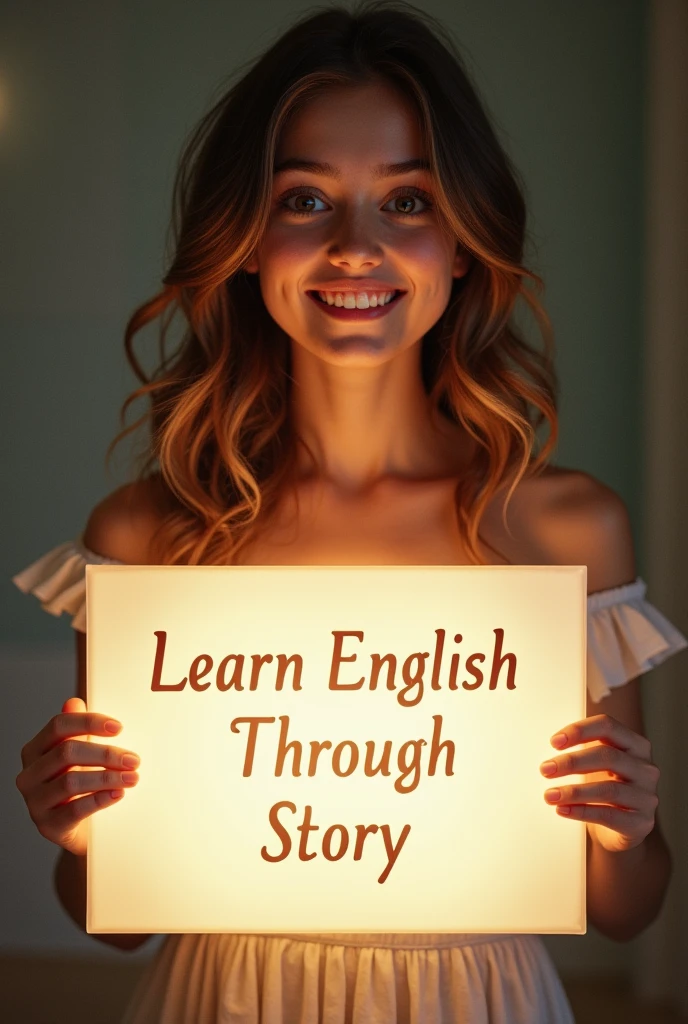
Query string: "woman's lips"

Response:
xmin=306 ymin=290 xmax=405 ymax=320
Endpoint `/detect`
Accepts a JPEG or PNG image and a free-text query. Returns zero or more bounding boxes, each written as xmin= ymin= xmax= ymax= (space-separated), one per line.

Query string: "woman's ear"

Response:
xmin=452 ymin=245 xmax=473 ymax=280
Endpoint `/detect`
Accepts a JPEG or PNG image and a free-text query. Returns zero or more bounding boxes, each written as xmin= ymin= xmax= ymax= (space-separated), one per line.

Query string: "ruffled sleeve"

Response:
xmin=12 ymin=546 xmax=688 ymax=696
xmin=11 ymin=536 xmax=123 ymax=633
xmin=587 ymin=576 xmax=688 ymax=702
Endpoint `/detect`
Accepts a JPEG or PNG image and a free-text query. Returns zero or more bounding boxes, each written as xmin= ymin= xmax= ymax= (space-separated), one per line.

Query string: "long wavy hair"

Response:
xmin=107 ymin=0 xmax=559 ymax=566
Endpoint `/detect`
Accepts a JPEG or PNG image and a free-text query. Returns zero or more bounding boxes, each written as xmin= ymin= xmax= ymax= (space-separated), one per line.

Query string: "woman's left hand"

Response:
xmin=539 ymin=713 xmax=660 ymax=853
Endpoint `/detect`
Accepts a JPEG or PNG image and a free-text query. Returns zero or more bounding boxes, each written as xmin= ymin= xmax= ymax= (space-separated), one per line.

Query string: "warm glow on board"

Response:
xmin=85 ymin=564 xmax=587 ymax=935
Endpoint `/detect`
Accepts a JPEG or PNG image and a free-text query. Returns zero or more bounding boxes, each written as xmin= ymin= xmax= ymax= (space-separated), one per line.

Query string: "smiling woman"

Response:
xmin=10 ymin=0 xmax=685 ymax=1022
xmin=101 ymin=0 xmax=557 ymax=573
xmin=242 ymin=75 xmax=497 ymax=494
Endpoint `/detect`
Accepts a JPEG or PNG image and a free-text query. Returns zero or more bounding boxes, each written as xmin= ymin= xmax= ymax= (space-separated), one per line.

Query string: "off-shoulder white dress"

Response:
xmin=13 ymin=538 xmax=688 ymax=1024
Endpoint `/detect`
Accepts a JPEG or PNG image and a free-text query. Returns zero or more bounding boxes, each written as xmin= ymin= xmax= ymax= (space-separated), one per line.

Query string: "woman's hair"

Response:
xmin=108 ymin=0 xmax=558 ymax=566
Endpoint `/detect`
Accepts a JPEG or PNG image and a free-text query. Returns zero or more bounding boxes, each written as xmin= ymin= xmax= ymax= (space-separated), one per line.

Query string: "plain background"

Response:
xmin=1 ymin=0 xmax=649 ymax=981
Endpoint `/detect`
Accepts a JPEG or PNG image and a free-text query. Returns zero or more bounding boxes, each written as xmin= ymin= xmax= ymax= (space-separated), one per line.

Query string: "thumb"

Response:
xmin=62 ymin=697 xmax=86 ymax=714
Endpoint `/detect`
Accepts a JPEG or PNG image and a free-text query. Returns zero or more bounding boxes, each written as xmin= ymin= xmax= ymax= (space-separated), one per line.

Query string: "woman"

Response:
xmin=13 ymin=2 xmax=686 ymax=1020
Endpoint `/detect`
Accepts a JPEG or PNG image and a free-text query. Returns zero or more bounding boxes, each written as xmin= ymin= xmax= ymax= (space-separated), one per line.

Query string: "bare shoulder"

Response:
xmin=515 ymin=464 xmax=637 ymax=593
xmin=82 ymin=473 xmax=173 ymax=565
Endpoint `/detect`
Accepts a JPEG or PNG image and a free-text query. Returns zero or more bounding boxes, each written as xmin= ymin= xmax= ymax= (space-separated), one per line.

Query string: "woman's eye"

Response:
xmin=382 ymin=191 xmax=434 ymax=216
xmin=277 ymin=188 xmax=434 ymax=218
xmin=280 ymin=193 xmax=328 ymax=216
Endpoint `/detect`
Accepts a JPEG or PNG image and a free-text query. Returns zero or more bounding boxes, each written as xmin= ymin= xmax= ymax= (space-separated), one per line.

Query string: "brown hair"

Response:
xmin=107 ymin=0 xmax=558 ymax=565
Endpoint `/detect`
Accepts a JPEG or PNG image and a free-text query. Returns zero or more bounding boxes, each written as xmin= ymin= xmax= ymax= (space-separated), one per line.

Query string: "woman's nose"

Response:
xmin=326 ymin=204 xmax=385 ymax=263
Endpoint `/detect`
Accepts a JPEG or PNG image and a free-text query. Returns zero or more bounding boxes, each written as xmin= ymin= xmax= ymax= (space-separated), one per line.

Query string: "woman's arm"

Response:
xmin=584 ymin=678 xmax=673 ymax=942
xmin=538 ymin=470 xmax=674 ymax=941
xmin=53 ymin=628 xmax=153 ymax=952
xmin=54 ymin=843 xmax=152 ymax=953
xmin=53 ymin=489 xmax=165 ymax=953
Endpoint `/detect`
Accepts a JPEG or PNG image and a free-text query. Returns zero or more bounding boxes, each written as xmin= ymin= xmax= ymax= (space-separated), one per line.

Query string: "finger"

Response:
xmin=550 ymin=714 xmax=652 ymax=763
xmin=541 ymin=746 xmax=659 ymax=786
xmin=42 ymin=788 xmax=128 ymax=838
xmin=544 ymin=780 xmax=655 ymax=812
xmin=36 ymin=766 xmax=139 ymax=817
xmin=554 ymin=802 xmax=654 ymax=833
xmin=19 ymin=737 xmax=140 ymax=793
xmin=63 ymin=697 xmax=85 ymax=713
xmin=20 ymin=711 xmax=123 ymax=770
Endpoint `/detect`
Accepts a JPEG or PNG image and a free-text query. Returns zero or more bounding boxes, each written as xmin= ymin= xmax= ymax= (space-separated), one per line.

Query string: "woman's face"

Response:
xmin=245 ymin=78 xmax=471 ymax=366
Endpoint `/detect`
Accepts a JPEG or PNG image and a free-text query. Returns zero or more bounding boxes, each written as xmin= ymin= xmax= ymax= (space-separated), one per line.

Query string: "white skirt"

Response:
xmin=120 ymin=930 xmax=576 ymax=1023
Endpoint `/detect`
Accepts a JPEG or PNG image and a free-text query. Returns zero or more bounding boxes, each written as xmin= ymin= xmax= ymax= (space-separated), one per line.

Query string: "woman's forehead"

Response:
xmin=275 ymin=84 xmax=427 ymax=176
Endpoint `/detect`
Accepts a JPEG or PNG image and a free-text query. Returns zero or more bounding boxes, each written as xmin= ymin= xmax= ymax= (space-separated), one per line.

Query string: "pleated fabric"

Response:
xmin=120 ymin=931 xmax=576 ymax=1024
xmin=585 ymin=576 xmax=687 ymax=701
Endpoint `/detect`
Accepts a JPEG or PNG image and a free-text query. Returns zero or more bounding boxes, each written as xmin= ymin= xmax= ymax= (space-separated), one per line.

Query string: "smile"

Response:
xmin=306 ymin=290 xmax=406 ymax=320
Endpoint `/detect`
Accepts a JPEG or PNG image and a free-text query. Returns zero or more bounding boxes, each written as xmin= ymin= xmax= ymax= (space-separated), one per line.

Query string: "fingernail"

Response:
xmin=545 ymin=788 xmax=561 ymax=802
xmin=104 ymin=721 xmax=122 ymax=734
xmin=540 ymin=760 xmax=557 ymax=776
xmin=550 ymin=732 xmax=567 ymax=748
xmin=122 ymin=754 xmax=140 ymax=768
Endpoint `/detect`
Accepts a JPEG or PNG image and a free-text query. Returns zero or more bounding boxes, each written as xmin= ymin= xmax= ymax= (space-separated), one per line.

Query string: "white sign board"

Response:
xmin=85 ymin=565 xmax=587 ymax=935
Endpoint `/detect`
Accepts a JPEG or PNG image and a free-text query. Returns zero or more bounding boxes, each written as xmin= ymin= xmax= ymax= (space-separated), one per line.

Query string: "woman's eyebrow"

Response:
xmin=273 ymin=158 xmax=431 ymax=180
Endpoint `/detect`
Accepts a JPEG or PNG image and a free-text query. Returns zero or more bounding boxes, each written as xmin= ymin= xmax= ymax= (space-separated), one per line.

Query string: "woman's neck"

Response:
xmin=288 ymin=338 xmax=472 ymax=493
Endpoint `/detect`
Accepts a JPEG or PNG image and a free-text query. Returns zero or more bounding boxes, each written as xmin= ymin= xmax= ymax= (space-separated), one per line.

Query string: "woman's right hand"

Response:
xmin=15 ymin=697 xmax=140 ymax=858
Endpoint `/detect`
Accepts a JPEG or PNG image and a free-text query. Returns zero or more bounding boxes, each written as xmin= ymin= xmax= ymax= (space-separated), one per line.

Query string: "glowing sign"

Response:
xmin=86 ymin=565 xmax=587 ymax=935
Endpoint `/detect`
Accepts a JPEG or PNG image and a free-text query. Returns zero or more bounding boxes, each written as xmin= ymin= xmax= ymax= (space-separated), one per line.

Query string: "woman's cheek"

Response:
xmin=264 ymin=219 xmax=322 ymax=259
xmin=405 ymin=231 xmax=454 ymax=271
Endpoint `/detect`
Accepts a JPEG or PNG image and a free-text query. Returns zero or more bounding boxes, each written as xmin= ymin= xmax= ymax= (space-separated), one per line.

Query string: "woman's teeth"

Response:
xmin=315 ymin=290 xmax=398 ymax=308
